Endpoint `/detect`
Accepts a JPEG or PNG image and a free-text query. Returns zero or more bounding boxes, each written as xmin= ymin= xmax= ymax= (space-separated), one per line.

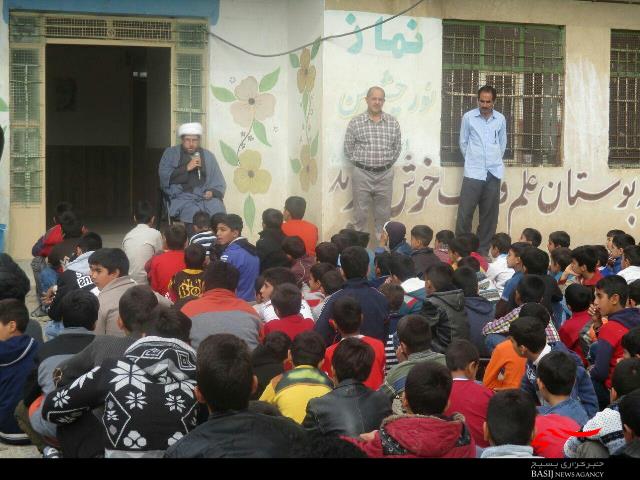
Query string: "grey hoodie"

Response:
xmin=481 ymin=444 xmax=541 ymax=458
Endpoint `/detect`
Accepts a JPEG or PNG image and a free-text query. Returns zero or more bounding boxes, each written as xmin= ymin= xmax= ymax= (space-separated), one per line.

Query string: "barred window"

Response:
xmin=610 ymin=30 xmax=640 ymax=168
xmin=441 ymin=21 xmax=564 ymax=167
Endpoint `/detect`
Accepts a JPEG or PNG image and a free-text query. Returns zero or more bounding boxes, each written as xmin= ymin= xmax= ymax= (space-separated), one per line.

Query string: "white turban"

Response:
xmin=178 ymin=122 xmax=203 ymax=137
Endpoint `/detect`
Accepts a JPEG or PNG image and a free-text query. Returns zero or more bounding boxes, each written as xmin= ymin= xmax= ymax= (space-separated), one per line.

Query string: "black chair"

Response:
xmin=157 ymin=187 xmax=174 ymax=229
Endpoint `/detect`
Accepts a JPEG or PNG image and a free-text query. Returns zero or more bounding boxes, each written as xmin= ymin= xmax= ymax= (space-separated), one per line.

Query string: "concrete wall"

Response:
xmin=321 ymin=0 xmax=640 ymax=246
xmin=0 ymin=0 xmax=8 ymax=252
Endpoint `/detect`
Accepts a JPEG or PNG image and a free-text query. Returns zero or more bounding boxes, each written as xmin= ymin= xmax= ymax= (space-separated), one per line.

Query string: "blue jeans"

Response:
xmin=45 ymin=320 xmax=63 ymax=340
xmin=485 ymin=333 xmax=507 ymax=355
xmin=40 ymin=267 xmax=58 ymax=294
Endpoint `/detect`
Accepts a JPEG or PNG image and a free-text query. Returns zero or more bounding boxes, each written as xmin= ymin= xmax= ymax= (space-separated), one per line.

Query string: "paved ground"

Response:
xmin=0 ymin=224 xmax=126 ymax=458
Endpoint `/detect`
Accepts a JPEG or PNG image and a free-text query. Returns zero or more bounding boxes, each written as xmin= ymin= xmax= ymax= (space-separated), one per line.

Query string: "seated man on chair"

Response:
xmin=159 ymin=122 xmax=227 ymax=232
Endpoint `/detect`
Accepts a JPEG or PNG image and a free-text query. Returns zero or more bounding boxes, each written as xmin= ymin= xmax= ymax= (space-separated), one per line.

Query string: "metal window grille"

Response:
xmin=610 ymin=30 xmax=640 ymax=168
xmin=441 ymin=21 xmax=564 ymax=167
xmin=175 ymin=53 xmax=205 ymax=135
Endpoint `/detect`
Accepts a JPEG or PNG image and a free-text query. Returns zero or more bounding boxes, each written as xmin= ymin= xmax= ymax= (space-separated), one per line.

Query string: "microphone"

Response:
xmin=193 ymin=151 xmax=201 ymax=180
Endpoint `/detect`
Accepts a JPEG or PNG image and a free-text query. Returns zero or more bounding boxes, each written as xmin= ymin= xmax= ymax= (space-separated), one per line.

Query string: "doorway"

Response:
xmin=45 ymin=44 xmax=171 ymax=230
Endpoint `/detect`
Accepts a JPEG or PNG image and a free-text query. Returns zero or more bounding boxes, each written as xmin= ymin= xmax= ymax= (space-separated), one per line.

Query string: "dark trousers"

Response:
xmin=57 ymin=411 xmax=105 ymax=458
xmin=455 ymin=173 xmax=501 ymax=256
xmin=592 ymin=379 xmax=611 ymax=412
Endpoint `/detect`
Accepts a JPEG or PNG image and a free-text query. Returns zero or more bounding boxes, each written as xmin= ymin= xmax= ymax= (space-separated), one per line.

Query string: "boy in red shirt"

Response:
xmin=559 ymin=283 xmax=593 ymax=366
xmin=321 ymin=296 xmax=385 ymax=390
xmin=263 ymin=283 xmax=314 ymax=340
xmin=560 ymin=246 xmax=602 ymax=288
xmin=282 ymin=196 xmax=318 ymax=257
xmin=147 ymin=224 xmax=187 ymax=297
xmin=444 ymin=339 xmax=494 ymax=448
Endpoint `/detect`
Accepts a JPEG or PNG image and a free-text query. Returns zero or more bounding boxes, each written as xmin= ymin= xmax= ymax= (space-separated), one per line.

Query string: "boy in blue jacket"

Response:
xmin=509 ymin=316 xmax=598 ymax=419
xmin=217 ymin=214 xmax=259 ymax=303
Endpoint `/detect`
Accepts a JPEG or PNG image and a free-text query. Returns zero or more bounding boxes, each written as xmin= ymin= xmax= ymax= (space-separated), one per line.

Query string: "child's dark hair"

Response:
xmin=355 ymin=231 xmax=370 ymax=249
xmin=425 ymin=263 xmax=455 ymax=292
xmin=549 ymin=231 xmax=570 ymax=249
xmin=592 ymin=245 xmax=610 ymax=269
xmin=397 ymin=314 xmax=432 ymax=353
xmin=457 ymin=256 xmax=480 ymax=272
xmin=449 ymin=237 xmax=472 ymax=258
xmin=315 ymin=242 xmax=339 ymax=266
xmin=521 ymin=247 xmax=549 ymax=275
xmin=332 ymin=296 xmax=362 ymax=334
xmin=77 ymin=232 xmax=103 ymax=253
xmin=210 ymin=212 xmax=227 ymax=232
xmin=518 ymin=302 xmax=551 ymax=328
xmin=0 ymin=298 xmax=29 ymax=333
xmin=271 ymin=283 xmax=302 ymax=318
xmin=613 ymin=233 xmax=636 ymax=250
xmin=204 ymin=261 xmax=240 ymax=292
xmin=197 ymin=334 xmax=253 ymax=412
xmin=550 ymin=247 xmax=572 ymax=271
xmin=332 ymin=337 xmax=374 ymax=383
xmin=340 ymin=246 xmax=369 ymax=279
xmin=339 ymin=229 xmax=360 ymax=249
xmin=263 ymin=267 xmax=297 ymax=287
xmin=452 ymin=266 xmax=479 ymax=297
xmin=118 ymin=285 xmax=158 ymax=333
xmin=491 ymin=233 xmax=512 ymax=254
xmin=310 ymin=262 xmax=335 ymax=284
xmin=509 ymin=241 xmax=530 ymax=258
xmin=564 ymin=284 xmax=593 ymax=312
xmin=262 ymin=208 xmax=283 ymax=229
xmin=509 ymin=316 xmax=546 ymax=353
xmin=192 ymin=211 xmax=211 ymax=229
xmin=379 ymin=283 xmax=405 ymax=311
xmin=445 ymin=339 xmax=479 ymax=372
xmin=622 ymin=327 xmax=640 ymax=357
xmin=624 ymin=246 xmax=640 ymax=268
xmin=164 ymin=223 xmax=188 ymax=250
xmin=595 ymin=275 xmax=629 ymax=306
xmin=607 ymin=229 xmax=626 ymax=239
xmin=60 ymin=289 xmax=99 ymax=329
xmin=411 ymin=225 xmax=433 ymax=247
xmin=404 ymin=361 xmax=452 ymax=415
xmin=629 ymin=279 xmax=640 ymax=306
xmin=291 ymin=330 xmax=326 ymax=366
xmin=134 ymin=200 xmax=154 ymax=224
xmin=537 ymin=351 xmax=577 ymax=396
xmin=516 ymin=274 xmax=545 ymax=303
xmin=486 ymin=390 xmax=536 ymax=446
xmin=521 ymin=228 xmax=542 ymax=247
xmin=435 ymin=229 xmax=455 ymax=248
xmin=184 ymin=243 xmax=206 ymax=269
xmin=54 ymin=201 xmax=73 ymax=223
xmin=320 ymin=270 xmax=343 ymax=295
xmin=619 ymin=388 xmax=640 ymax=437
xmin=458 ymin=232 xmax=480 ymax=253
xmin=60 ymin=211 xmax=83 ymax=238
xmin=374 ymin=251 xmax=392 ymax=276
xmin=330 ymin=234 xmax=352 ymax=255
xmin=571 ymin=246 xmax=597 ymax=272
xmin=282 ymin=236 xmax=306 ymax=260
xmin=284 ymin=196 xmax=306 ymax=219
xmin=142 ymin=305 xmax=192 ymax=343
xmin=88 ymin=248 xmax=129 ymax=276
xmin=219 ymin=213 xmax=243 ymax=233
xmin=263 ymin=331 xmax=291 ymax=361
xmin=389 ymin=253 xmax=416 ymax=282
xmin=612 ymin=358 xmax=640 ymax=397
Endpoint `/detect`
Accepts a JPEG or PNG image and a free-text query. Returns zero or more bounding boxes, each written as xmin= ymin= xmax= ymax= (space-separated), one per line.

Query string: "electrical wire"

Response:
xmin=208 ymin=0 xmax=425 ymax=58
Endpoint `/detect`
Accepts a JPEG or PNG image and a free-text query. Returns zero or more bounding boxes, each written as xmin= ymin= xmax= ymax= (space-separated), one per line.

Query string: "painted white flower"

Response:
xmin=164 ymin=379 xmax=196 ymax=399
xmin=69 ymin=366 xmax=101 ymax=391
xmin=165 ymin=394 xmax=186 ymax=413
xmin=52 ymin=390 xmax=70 ymax=408
xmin=124 ymin=392 xmax=147 ymax=410
xmin=167 ymin=432 xmax=184 ymax=446
xmin=122 ymin=430 xmax=147 ymax=449
xmin=110 ymin=361 xmax=150 ymax=392
xmin=105 ymin=410 xmax=119 ymax=421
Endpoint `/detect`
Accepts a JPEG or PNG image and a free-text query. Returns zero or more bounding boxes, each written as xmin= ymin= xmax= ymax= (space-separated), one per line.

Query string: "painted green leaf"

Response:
xmin=289 ymin=53 xmax=300 ymax=68
xmin=210 ymin=86 xmax=236 ymax=102
xmin=259 ymin=67 xmax=280 ymax=93
xmin=290 ymin=158 xmax=301 ymax=174
xmin=310 ymin=132 xmax=319 ymax=157
xmin=244 ymin=195 xmax=256 ymax=233
xmin=0 ymin=98 xmax=8 ymax=112
xmin=252 ymin=120 xmax=271 ymax=147
xmin=302 ymin=91 xmax=309 ymax=116
xmin=219 ymin=140 xmax=239 ymax=166
xmin=310 ymin=37 xmax=321 ymax=60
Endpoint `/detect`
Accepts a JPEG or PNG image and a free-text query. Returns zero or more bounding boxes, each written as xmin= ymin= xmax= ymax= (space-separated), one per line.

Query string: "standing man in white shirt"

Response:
xmin=456 ymin=85 xmax=507 ymax=256
xmin=122 ymin=200 xmax=163 ymax=285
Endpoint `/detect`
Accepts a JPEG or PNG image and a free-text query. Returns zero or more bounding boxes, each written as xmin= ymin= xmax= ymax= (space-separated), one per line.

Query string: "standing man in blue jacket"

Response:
xmin=216 ymin=214 xmax=259 ymax=303
xmin=455 ymin=85 xmax=507 ymax=256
